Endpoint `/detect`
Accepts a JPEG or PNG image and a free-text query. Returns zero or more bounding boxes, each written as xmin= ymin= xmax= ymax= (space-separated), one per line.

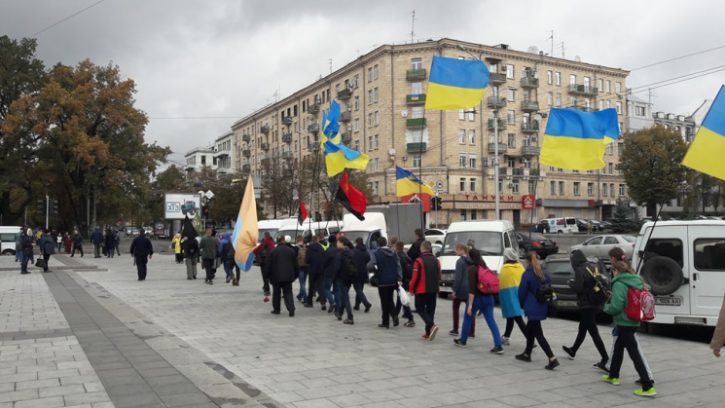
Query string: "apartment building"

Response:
xmin=230 ymin=38 xmax=630 ymax=226
xmin=214 ymin=132 xmax=235 ymax=174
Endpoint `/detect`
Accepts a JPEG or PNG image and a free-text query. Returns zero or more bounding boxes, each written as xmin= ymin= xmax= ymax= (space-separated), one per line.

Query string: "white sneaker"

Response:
xmin=501 ymin=336 xmax=510 ymax=346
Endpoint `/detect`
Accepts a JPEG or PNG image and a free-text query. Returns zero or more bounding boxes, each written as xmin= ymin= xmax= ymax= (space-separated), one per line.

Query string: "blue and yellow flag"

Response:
xmin=324 ymin=141 xmax=369 ymax=176
xmin=320 ymin=100 xmax=341 ymax=145
xmin=540 ymin=108 xmax=620 ymax=170
xmin=232 ymin=175 xmax=258 ymax=271
xmin=425 ymin=55 xmax=490 ymax=110
xmin=395 ymin=166 xmax=436 ymax=197
xmin=683 ymin=85 xmax=725 ymax=181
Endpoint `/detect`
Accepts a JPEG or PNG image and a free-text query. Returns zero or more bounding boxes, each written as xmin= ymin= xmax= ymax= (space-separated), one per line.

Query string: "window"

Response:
xmin=635 ymin=106 xmax=646 ymax=116
xmin=608 ymin=163 xmax=614 ymax=174
xmin=367 ymin=89 xmax=373 ymax=104
xmin=412 ymin=154 xmax=421 ymax=168
xmin=587 ymin=182 xmax=594 ymax=197
xmin=597 ymin=78 xmax=603 ymax=91
xmin=550 ymin=181 xmax=556 ymax=195
xmin=459 ymin=154 xmax=467 ymax=168
xmin=367 ymin=67 xmax=372 ymax=82
xmin=353 ymin=118 xmax=359 ymax=132
xmin=459 ymin=177 xmax=466 ymax=192
xmin=610 ymin=184 xmax=615 ymax=197
xmin=201 ymin=156 xmax=206 ymax=165
xmin=547 ymin=70 xmax=553 ymax=85
xmin=507 ymin=110 xmax=515 ymax=125
xmin=411 ymin=82 xmax=423 ymax=95
xmin=507 ymin=133 xmax=516 ymax=148
xmin=570 ymin=96 xmax=577 ymax=106
xmin=458 ymin=109 xmax=465 ymax=120
xmin=528 ymin=180 xmax=536 ymax=194
xmin=511 ymin=180 xmax=519 ymax=193
xmin=468 ymin=111 xmax=475 ymax=122
xmin=585 ymin=237 xmax=603 ymax=246
xmin=460 ymin=210 xmax=467 ymax=221
xmin=373 ymin=87 xmax=379 ymax=103
xmin=468 ymin=129 xmax=476 ymax=145
xmin=468 ymin=155 xmax=477 ymax=169
xmin=506 ymin=64 xmax=515 ymax=79
xmin=507 ymin=158 xmax=515 ymax=168
xmin=507 ymin=88 xmax=516 ymax=102
xmin=458 ymin=129 xmax=466 ymax=144
xmin=555 ymin=72 xmax=561 ymax=86
xmin=615 ymin=101 xmax=622 ymax=114
xmin=547 ymin=92 xmax=553 ymax=106
xmin=583 ymin=76 xmax=591 ymax=87
xmin=469 ymin=178 xmax=476 ymax=192
xmin=558 ymin=181 xmax=565 ymax=196
xmin=411 ymin=57 xmax=423 ymax=70
xmin=694 ymin=238 xmax=725 ymax=270
xmin=619 ymin=184 xmax=626 ymax=196
xmin=605 ymin=80 xmax=611 ymax=93
xmin=569 ymin=74 xmax=577 ymax=85
xmin=555 ymin=92 xmax=562 ymax=106
xmin=373 ymin=134 xmax=379 ymax=149
xmin=354 ymin=139 xmax=360 ymax=151
xmin=523 ymin=135 xmax=531 ymax=146
xmin=471 ymin=210 xmax=477 ymax=220
xmin=645 ymin=238 xmax=683 ymax=267
xmin=615 ymin=82 xmax=622 ymax=94
xmin=573 ymin=182 xmax=580 ymax=196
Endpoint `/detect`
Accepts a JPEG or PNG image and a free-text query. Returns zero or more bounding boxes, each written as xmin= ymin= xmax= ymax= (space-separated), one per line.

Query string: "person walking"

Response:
xmin=712 ymin=294 xmax=725 ymax=358
xmin=253 ymin=232 xmax=275 ymax=301
xmin=601 ymin=259 xmax=656 ymax=397
xmin=38 ymin=229 xmax=55 ymax=272
xmin=453 ymin=248 xmax=503 ymax=353
xmin=115 ymin=231 xmax=121 ymax=256
xmin=171 ymin=233 xmax=183 ymax=263
xmin=182 ymin=236 xmax=199 ymax=280
xmin=91 ymin=227 xmax=103 ymax=258
xmin=562 ymin=249 xmax=609 ymax=371
xmin=406 ymin=228 xmax=425 ymax=262
xmin=105 ymin=228 xmax=116 ymax=259
xmin=200 ymin=228 xmax=219 ymax=285
xmin=19 ymin=228 xmax=34 ymax=274
xmin=334 ymin=237 xmax=356 ymax=324
xmin=129 ymin=229 xmax=153 ymax=281
xmin=56 ymin=232 xmax=63 ymax=253
xmin=15 ymin=228 xmax=23 ymax=262
xmin=515 ymin=252 xmax=560 ymax=370
xmin=220 ymin=233 xmax=236 ymax=283
xmin=351 ymin=237 xmax=372 ymax=313
xmin=295 ymin=236 xmax=308 ymax=302
xmin=322 ymin=235 xmax=340 ymax=315
xmin=499 ymin=248 xmax=527 ymax=345
xmin=450 ymin=243 xmax=474 ymax=337
xmin=392 ymin=239 xmax=416 ymax=327
xmin=305 ymin=234 xmax=326 ymax=308
xmin=71 ymin=230 xmax=84 ymax=257
xmin=268 ymin=236 xmax=298 ymax=317
xmin=368 ymin=236 xmax=402 ymax=328
xmin=409 ymin=241 xmax=441 ymax=341
xmin=63 ymin=233 xmax=72 ymax=254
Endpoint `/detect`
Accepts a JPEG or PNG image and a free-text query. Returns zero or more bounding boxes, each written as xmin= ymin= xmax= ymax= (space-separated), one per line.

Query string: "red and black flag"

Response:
xmin=335 ymin=171 xmax=367 ymax=221
xmin=298 ymin=200 xmax=309 ymax=225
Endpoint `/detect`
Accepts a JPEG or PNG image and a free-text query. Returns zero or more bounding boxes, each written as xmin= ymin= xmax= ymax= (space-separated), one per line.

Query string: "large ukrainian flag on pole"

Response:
xmin=540 ymin=108 xmax=620 ymax=170
xmin=324 ymin=141 xmax=369 ymax=176
xmin=425 ymin=55 xmax=490 ymax=110
xmin=682 ymin=85 xmax=725 ymax=181
xmin=320 ymin=100 xmax=341 ymax=146
xmin=396 ymin=166 xmax=436 ymax=197
xmin=232 ymin=176 xmax=258 ymax=271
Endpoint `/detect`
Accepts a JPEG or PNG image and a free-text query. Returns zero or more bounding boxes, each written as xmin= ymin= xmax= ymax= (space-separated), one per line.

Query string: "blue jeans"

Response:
xmin=322 ymin=276 xmax=335 ymax=306
xmin=460 ymin=294 xmax=501 ymax=347
xmin=335 ymin=280 xmax=353 ymax=319
xmin=353 ymin=282 xmax=371 ymax=307
xmin=20 ymin=252 xmax=30 ymax=273
xmin=297 ymin=267 xmax=307 ymax=299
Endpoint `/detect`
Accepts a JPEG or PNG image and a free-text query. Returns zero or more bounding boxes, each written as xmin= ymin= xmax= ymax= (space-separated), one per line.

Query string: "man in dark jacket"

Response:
xmin=253 ymin=232 xmax=275 ymax=299
xmin=393 ymin=239 xmax=416 ymax=327
xmin=368 ymin=236 xmax=402 ymax=328
xmin=38 ymin=229 xmax=55 ymax=272
xmin=200 ymin=228 xmax=219 ymax=285
xmin=71 ymin=230 xmax=84 ymax=257
xmin=409 ymin=241 xmax=442 ymax=340
xmin=91 ymin=227 xmax=103 ymax=258
xmin=352 ymin=237 xmax=372 ymax=312
xmin=562 ymin=249 xmax=609 ymax=370
xmin=105 ymin=228 xmax=116 ymax=259
xmin=305 ymin=235 xmax=326 ymax=308
xmin=322 ymin=235 xmax=340 ymax=314
xmin=406 ymin=229 xmax=425 ymax=262
xmin=268 ymin=236 xmax=298 ymax=316
xmin=129 ymin=229 xmax=154 ymax=281
xmin=334 ymin=237 xmax=356 ymax=324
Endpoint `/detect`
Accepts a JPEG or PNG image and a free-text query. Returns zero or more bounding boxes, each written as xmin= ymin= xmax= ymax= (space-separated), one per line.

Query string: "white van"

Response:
xmin=341 ymin=213 xmax=387 ymax=251
xmin=276 ymin=220 xmax=343 ymax=243
xmin=257 ymin=218 xmax=297 ymax=242
xmin=541 ymin=217 xmax=579 ymax=234
xmin=633 ymin=220 xmax=725 ymax=327
xmin=0 ymin=226 xmax=23 ymax=256
xmin=438 ymin=220 xmax=519 ymax=295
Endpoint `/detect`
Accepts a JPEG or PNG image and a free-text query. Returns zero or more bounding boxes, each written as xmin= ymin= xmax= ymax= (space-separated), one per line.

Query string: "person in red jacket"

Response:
xmin=253 ymin=232 xmax=276 ymax=301
xmin=409 ymin=241 xmax=442 ymax=341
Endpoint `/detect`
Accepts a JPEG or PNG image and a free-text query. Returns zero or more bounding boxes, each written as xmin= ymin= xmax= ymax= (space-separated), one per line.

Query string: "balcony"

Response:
xmin=282 ymin=151 xmax=292 ymax=159
xmin=337 ymin=88 xmax=352 ymax=101
xmin=520 ymin=76 xmax=539 ymax=88
xmin=260 ymin=143 xmax=269 ymax=151
xmin=512 ymin=168 xmax=526 ymax=177
xmin=242 ymin=149 xmax=250 ymax=158
xmin=406 ymin=118 xmax=426 ymax=129
xmin=307 ymin=123 xmax=320 ymax=134
xmin=260 ymin=125 xmax=270 ymax=134
xmin=260 ymin=158 xmax=270 ymax=167
xmin=498 ymin=167 xmax=508 ymax=177
xmin=242 ymin=164 xmax=250 ymax=173
xmin=488 ymin=143 xmax=508 ymax=154
xmin=307 ymin=142 xmax=319 ymax=151
xmin=487 ymin=119 xmax=507 ymax=130
xmin=340 ymin=111 xmax=351 ymax=123
xmin=308 ymin=103 xmax=320 ymax=115
xmin=521 ymin=100 xmax=540 ymax=112
xmin=530 ymin=168 xmax=541 ymax=176
xmin=242 ymin=134 xmax=250 ymax=143
xmin=406 ymin=68 xmax=427 ymax=81
xmin=282 ymin=133 xmax=292 ymax=144
xmin=490 ymin=72 xmax=507 ymax=85
xmin=521 ymin=121 xmax=539 ymax=133
xmin=281 ymin=116 xmax=293 ymax=126
xmin=522 ymin=145 xmax=541 ymax=156
xmin=341 ymin=132 xmax=352 ymax=145
xmin=568 ymin=84 xmax=599 ymax=97
xmin=406 ymin=142 xmax=428 ymax=153
xmin=406 ymin=94 xmax=426 ymax=106
xmin=486 ymin=96 xmax=507 ymax=109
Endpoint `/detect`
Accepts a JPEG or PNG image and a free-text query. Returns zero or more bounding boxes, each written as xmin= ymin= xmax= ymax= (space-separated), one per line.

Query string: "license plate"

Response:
xmin=655 ymin=296 xmax=682 ymax=306
xmin=556 ymin=300 xmax=577 ymax=308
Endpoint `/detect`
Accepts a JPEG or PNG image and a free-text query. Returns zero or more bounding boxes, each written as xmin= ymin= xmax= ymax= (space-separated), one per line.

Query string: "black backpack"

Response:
xmin=585 ymin=264 xmax=611 ymax=305
xmin=341 ymin=252 xmax=358 ymax=284
xmin=536 ymin=278 xmax=556 ymax=305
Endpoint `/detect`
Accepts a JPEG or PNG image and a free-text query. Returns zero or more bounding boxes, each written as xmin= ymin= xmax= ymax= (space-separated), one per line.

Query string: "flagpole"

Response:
xmin=417 ymin=110 xmax=426 ymax=232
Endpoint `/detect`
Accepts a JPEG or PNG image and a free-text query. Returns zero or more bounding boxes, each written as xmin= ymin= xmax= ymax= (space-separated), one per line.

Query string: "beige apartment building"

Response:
xmin=230 ymin=38 xmax=630 ymax=226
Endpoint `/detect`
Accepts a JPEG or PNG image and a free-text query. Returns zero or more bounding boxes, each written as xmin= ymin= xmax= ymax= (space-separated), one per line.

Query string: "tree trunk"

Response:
xmin=646 ymin=201 xmax=657 ymax=218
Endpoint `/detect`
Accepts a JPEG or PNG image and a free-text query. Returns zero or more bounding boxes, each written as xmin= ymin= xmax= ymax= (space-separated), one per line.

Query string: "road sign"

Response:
xmin=522 ymin=194 xmax=535 ymax=209
xmin=435 ymin=181 xmax=443 ymax=193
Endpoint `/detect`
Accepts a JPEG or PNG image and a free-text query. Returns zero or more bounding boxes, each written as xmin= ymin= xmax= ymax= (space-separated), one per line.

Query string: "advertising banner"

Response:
xmin=165 ymin=194 xmax=201 ymax=220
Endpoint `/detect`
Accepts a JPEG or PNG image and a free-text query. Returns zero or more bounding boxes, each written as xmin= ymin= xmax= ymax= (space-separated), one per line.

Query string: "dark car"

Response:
xmin=516 ymin=232 xmax=559 ymax=259
xmin=545 ymin=256 xmax=580 ymax=312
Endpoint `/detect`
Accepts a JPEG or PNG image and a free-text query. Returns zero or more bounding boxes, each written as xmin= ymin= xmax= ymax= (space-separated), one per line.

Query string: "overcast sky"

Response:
xmin=2 ymin=0 xmax=724 ymax=166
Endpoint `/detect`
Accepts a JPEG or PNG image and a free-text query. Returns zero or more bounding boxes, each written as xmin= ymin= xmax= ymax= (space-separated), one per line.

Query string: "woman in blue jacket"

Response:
xmin=516 ymin=251 xmax=560 ymax=370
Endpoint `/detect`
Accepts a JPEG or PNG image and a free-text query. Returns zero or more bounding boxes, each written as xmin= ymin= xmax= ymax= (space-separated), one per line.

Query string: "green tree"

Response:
xmin=620 ymin=125 xmax=687 ymax=217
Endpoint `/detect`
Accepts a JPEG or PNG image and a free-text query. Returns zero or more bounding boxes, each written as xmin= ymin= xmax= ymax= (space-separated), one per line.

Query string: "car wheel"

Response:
xmin=557 ymin=231 xmax=563 ymax=234
xmin=2 ymin=249 xmax=14 ymax=256
xmin=641 ymin=256 xmax=684 ymax=296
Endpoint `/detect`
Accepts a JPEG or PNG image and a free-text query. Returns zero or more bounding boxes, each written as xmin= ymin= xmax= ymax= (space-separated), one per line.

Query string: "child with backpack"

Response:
xmin=515 ymin=251 xmax=560 ymax=370
xmin=602 ymin=259 xmax=656 ymax=397
xmin=453 ymin=248 xmax=503 ymax=354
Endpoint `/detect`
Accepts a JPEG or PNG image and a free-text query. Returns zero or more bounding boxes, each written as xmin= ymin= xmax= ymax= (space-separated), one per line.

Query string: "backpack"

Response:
xmin=477 ymin=266 xmax=500 ymax=294
xmin=341 ymin=252 xmax=358 ymax=284
xmin=625 ymin=286 xmax=656 ymax=321
xmin=297 ymin=244 xmax=307 ymax=267
xmin=535 ymin=277 xmax=556 ymax=305
xmin=585 ymin=265 xmax=610 ymax=306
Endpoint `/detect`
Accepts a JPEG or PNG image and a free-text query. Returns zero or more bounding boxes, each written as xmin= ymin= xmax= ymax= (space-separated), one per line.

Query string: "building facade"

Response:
xmin=214 ymin=132 xmax=235 ymax=174
xmin=184 ymin=146 xmax=216 ymax=173
xmin=230 ymin=38 xmax=631 ymax=226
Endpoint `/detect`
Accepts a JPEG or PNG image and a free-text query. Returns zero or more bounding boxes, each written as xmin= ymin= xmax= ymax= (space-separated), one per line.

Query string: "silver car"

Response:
xmin=570 ymin=234 xmax=636 ymax=259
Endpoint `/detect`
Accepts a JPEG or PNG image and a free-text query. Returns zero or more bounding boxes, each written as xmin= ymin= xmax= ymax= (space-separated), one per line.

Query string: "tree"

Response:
xmin=610 ymin=199 xmax=640 ymax=233
xmin=620 ymin=125 xmax=687 ymax=217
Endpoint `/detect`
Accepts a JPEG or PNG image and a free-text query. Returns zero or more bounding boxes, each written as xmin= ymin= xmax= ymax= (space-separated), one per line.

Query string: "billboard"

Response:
xmin=165 ymin=194 xmax=201 ymax=220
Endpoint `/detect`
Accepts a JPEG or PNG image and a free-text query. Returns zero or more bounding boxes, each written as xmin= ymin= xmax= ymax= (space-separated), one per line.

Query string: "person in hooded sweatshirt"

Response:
xmin=602 ymin=260 xmax=656 ymax=398
xmin=367 ymin=236 xmax=402 ymax=328
xmin=334 ymin=237 xmax=355 ymax=324
xmin=499 ymin=248 xmax=526 ymax=345
xmin=322 ymin=234 xmax=340 ymax=315
xmin=562 ymin=249 xmax=609 ymax=371
xmin=305 ymin=234 xmax=326 ymax=308
xmin=450 ymin=243 xmax=474 ymax=337
xmin=352 ymin=237 xmax=372 ymax=312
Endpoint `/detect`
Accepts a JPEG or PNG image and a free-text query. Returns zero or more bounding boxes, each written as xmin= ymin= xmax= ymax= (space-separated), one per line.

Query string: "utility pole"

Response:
xmin=548 ymin=30 xmax=554 ymax=56
xmin=410 ymin=10 xmax=416 ymax=43
xmin=45 ymin=194 xmax=49 ymax=230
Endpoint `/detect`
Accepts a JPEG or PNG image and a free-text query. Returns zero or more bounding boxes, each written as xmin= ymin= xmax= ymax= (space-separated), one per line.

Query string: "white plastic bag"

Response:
xmin=398 ymin=286 xmax=411 ymax=307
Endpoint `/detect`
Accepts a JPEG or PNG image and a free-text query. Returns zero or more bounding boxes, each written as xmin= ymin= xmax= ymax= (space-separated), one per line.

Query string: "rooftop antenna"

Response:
xmin=410 ymin=10 xmax=416 ymax=43
xmin=329 ymin=58 xmax=332 ymax=74
xmin=548 ymin=30 xmax=554 ymax=57
xmin=560 ymin=41 xmax=566 ymax=59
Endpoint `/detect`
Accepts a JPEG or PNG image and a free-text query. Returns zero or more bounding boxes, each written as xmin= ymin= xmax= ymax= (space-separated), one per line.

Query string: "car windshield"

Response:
xmin=546 ymin=261 xmax=573 ymax=275
xmin=258 ymin=228 xmax=277 ymax=242
xmin=342 ymin=230 xmax=370 ymax=246
xmin=442 ymin=231 xmax=503 ymax=256
xmin=622 ymin=235 xmax=636 ymax=243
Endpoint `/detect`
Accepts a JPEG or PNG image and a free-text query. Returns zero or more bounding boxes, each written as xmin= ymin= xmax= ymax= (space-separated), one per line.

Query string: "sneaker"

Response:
xmin=453 ymin=339 xmax=467 ymax=347
xmin=343 ymin=319 xmax=354 ymax=325
xmin=421 ymin=334 xmax=430 ymax=341
xmin=270 ymin=310 xmax=281 ymax=315
xmin=545 ymin=359 xmax=560 ymax=370
xmin=449 ymin=330 xmax=459 ymax=336
xmin=263 ymin=296 xmax=269 ymax=303
xmin=601 ymin=375 xmax=621 ymax=386
xmin=364 ymin=304 xmax=372 ymax=313
xmin=515 ymin=353 xmax=532 ymax=362
xmin=321 ymin=305 xmax=327 ymax=311
xmin=328 ymin=305 xmax=335 ymax=314
xmin=336 ymin=313 xmax=342 ymax=321
xmin=501 ymin=336 xmax=510 ymax=346
xmin=490 ymin=346 xmax=504 ymax=355
xmin=304 ymin=303 xmax=313 ymax=308
xmin=593 ymin=362 xmax=609 ymax=373
xmin=378 ymin=323 xmax=389 ymax=329
xmin=633 ymin=387 xmax=657 ymax=398
xmin=393 ymin=317 xmax=400 ymax=327
xmin=289 ymin=311 xmax=295 ymax=317
xmin=353 ymin=305 xmax=360 ymax=311
xmin=404 ymin=320 xmax=416 ymax=328
xmin=429 ymin=325 xmax=439 ymax=341
xmin=562 ymin=345 xmax=576 ymax=360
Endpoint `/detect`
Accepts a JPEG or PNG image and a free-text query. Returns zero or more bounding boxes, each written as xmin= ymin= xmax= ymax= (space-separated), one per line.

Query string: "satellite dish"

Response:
xmin=527 ymin=46 xmax=539 ymax=54
xmin=574 ymin=55 xmax=581 ymax=62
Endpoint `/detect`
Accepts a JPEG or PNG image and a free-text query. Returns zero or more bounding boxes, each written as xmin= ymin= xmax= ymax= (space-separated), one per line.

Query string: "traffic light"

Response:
xmin=50 ymin=199 xmax=59 ymax=216
xmin=202 ymin=205 xmax=209 ymax=217
xmin=36 ymin=199 xmax=44 ymax=215
xmin=431 ymin=196 xmax=442 ymax=210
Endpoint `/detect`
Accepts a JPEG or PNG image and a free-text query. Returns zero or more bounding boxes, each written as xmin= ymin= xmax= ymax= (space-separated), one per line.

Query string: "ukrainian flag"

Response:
xmin=232 ymin=176 xmax=258 ymax=271
xmin=540 ymin=108 xmax=620 ymax=170
xmin=395 ymin=166 xmax=436 ymax=197
xmin=320 ymin=100 xmax=341 ymax=146
xmin=683 ymin=85 xmax=725 ymax=181
xmin=324 ymin=141 xmax=369 ymax=176
xmin=425 ymin=55 xmax=490 ymax=110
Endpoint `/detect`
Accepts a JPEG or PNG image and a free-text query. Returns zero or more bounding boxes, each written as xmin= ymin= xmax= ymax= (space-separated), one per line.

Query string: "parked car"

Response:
xmin=0 ymin=226 xmax=22 ymax=256
xmin=570 ymin=234 xmax=636 ymax=260
xmin=576 ymin=218 xmax=603 ymax=232
xmin=424 ymin=228 xmax=446 ymax=245
xmin=545 ymin=255 xmax=611 ymax=314
xmin=598 ymin=220 xmax=613 ymax=230
xmin=515 ymin=232 xmax=559 ymax=259
xmin=540 ymin=217 xmax=579 ymax=234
